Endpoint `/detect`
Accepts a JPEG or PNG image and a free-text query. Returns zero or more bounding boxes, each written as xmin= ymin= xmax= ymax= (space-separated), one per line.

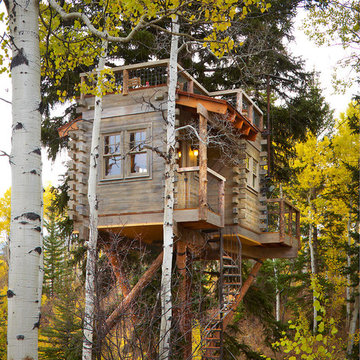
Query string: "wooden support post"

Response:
xmin=80 ymin=75 xmax=85 ymax=103
xmin=296 ymin=211 xmax=301 ymax=243
xmin=197 ymin=104 xmax=208 ymax=221
xmin=288 ymin=207 xmax=293 ymax=238
xmin=104 ymin=252 xmax=163 ymax=336
xmin=103 ymin=245 xmax=131 ymax=297
xmin=188 ymin=80 xmax=194 ymax=93
xmin=218 ymin=180 xmax=225 ymax=227
xmin=176 ymin=241 xmax=192 ymax=359
xmin=222 ymin=260 xmax=263 ymax=330
xmin=122 ymin=69 xmax=129 ymax=95
xmin=279 ymin=200 xmax=285 ymax=242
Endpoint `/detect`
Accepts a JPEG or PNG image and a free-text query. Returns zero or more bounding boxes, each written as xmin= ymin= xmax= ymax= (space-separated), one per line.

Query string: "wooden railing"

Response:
xmin=209 ymin=89 xmax=263 ymax=129
xmin=79 ymin=59 xmax=208 ymax=102
xmin=175 ymin=166 xmax=225 ymax=226
xmin=265 ymin=198 xmax=300 ymax=243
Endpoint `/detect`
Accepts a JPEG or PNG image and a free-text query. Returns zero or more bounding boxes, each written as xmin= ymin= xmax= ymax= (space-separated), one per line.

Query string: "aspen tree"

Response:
xmin=82 ymin=40 xmax=108 ymax=360
xmin=6 ymin=1 xmax=43 ymax=359
xmin=159 ymin=17 xmax=179 ymax=360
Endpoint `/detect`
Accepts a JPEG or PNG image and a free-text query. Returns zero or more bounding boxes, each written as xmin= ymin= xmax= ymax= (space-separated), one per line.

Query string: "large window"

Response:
xmin=102 ymin=127 xmax=150 ymax=180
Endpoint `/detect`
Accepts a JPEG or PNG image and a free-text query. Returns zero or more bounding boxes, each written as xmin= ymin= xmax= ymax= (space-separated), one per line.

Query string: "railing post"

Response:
xmin=218 ymin=180 xmax=225 ymax=227
xmin=288 ymin=206 xmax=293 ymax=238
xmin=296 ymin=210 xmax=300 ymax=243
xmin=80 ymin=75 xmax=85 ymax=103
xmin=122 ymin=69 xmax=129 ymax=95
xmin=279 ymin=200 xmax=285 ymax=242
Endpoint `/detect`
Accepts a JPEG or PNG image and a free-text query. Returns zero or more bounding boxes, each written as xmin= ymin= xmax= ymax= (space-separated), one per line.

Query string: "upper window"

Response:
xmin=104 ymin=134 xmax=122 ymax=177
xmin=102 ymin=127 xmax=150 ymax=180
xmin=245 ymin=154 xmax=259 ymax=191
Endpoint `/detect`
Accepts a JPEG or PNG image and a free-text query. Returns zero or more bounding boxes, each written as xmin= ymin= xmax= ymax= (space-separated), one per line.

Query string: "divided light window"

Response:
xmin=104 ymin=134 xmax=122 ymax=177
xmin=245 ymin=154 xmax=259 ymax=192
xmin=103 ymin=128 xmax=150 ymax=180
xmin=128 ymin=130 xmax=147 ymax=175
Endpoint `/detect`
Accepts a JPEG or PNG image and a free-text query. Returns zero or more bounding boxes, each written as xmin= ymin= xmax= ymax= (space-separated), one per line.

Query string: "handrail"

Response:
xmin=177 ymin=166 xmax=226 ymax=182
xmin=80 ymin=59 xmax=170 ymax=77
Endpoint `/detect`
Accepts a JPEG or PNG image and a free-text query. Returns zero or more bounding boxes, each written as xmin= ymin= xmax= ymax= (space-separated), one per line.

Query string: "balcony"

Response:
xmin=174 ymin=166 xmax=225 ymax=229
xmin=261 ymin=198 xmax=300 ymax=247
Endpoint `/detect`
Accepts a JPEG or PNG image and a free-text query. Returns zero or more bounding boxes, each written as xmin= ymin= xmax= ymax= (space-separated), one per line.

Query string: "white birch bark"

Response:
xmin=82 ymin=41 xmax=108 ymax=360
xmin=272 ymin=259 xmax=280 ymax=322
xmin=346 ymin=209 xmax=351 ymax=327
xmin=346 ymin=292 xmax=359 ymax=355
xmin=7 ymin=1 xmax=43 ymax=359
xmin=159 ymin=17 xmax=179 ymax=360
xmin=307 ymin=194 xmax=317 ymax=334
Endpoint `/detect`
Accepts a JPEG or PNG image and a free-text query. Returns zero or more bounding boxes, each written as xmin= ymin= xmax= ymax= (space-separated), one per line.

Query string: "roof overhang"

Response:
xmin=176 ymin=90 xmax=259 ymax=141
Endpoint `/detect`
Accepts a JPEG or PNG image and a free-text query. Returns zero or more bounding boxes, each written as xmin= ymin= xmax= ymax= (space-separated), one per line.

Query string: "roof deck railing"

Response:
xmin=79 ymin=60 xmax=262 ymax=129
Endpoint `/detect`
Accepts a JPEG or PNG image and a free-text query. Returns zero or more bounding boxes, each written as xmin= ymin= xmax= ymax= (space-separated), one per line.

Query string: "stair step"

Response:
xmin=223 ymin=264 xmax=238 ymax=269
xmin=206 ymin=337 xmax=220 ymax=341
xmin=224 ymin=282 xmax=242 ymax=286
xmin=223 ymin=274 xmax=241 ymax=277
xmin=203 ymin=356 xmax=220 ymax=360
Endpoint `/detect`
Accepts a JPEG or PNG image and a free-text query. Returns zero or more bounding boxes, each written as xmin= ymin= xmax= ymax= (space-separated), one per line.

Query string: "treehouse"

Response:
xmin=60 ymin=59 xmax=300 ymax=359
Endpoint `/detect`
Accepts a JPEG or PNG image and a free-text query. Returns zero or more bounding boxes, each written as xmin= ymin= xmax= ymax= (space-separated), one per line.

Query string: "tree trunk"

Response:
xmin=273 ymin=259 xmax=280 ymax=322
xmin=82 ymin=41 xmax=108 ymax=360
xmin=346 ymin=209 xmax=352 ymax=328
xmin=7 ymin=1 xmax=43 ymax=359
xmin=307 ymin=193 xmax=317 ymax=334
xmin=346 ymin=292 xmax=359 ymax=356
xmin=159 ymin=17 xmax=179 ymax=360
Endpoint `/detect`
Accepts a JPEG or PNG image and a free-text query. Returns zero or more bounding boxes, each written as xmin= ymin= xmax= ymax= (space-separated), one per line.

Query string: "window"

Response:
xmin=104 ymin=134 xmax=122 ymax=177
xmin=245 ymin=154 xmax=259 ymax=191
xmin=252 ymin=159 xmax=258 ymax=188
xmin=127 ymin=130 xmax=148 ymax=176
xmin=102 ymin=127 xmax=150 ymax=180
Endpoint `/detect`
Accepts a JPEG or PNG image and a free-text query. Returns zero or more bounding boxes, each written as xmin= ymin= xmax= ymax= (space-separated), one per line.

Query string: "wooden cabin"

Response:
xmin=62 ymin=59 xmax=300 ymax=260
xmin=60 ymin=59 xmax=300 ymax=359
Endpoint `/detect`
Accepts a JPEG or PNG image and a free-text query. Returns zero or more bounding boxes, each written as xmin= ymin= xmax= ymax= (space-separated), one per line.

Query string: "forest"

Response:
xmin=0 ymin=0 xmax=359 ymax=359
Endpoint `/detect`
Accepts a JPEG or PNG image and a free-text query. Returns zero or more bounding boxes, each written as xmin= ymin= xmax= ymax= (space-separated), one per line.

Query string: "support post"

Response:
xmin=176 ymin=241 xmax=192 ymax=359
xmin=218 ymin=180 xmax=225 ymax=227
xmin=197 ymin=104 xmax=208 ymax=221
xmin=279 ymin=200 xmax=285 ymax=242
xmin=123 ymin=69 xmax=129 ymax=95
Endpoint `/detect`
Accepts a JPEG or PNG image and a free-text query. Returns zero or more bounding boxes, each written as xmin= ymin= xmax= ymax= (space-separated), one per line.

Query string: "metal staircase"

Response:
xmin=202 ymin=232 xmax=243 ymax=360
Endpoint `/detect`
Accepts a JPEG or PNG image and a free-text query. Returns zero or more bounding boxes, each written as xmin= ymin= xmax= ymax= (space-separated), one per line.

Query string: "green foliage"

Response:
xmin=39 ymin=281 xmax=83 ymax=360
xmin=270 ymin=280 xmax=342 ymax=360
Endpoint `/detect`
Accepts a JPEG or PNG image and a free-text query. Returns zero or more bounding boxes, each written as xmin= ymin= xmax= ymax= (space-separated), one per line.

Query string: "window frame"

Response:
xmin=101 ymin=124 xmax=152 ymax=182
xmin=245 ymin=153 xmax=259 ymax=192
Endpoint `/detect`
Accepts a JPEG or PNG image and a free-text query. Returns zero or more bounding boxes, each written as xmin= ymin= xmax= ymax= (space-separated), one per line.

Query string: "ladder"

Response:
xmin=202 ymin=232 xmax=242 ymax=360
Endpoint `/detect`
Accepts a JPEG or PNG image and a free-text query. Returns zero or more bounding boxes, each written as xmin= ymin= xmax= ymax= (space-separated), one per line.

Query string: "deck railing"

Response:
xmin=265 ymin=198 xmax=300 ymax=243
xmin=79 ymin=59 xmax=208 ymax=101
xmin=175 ymin=166 xmax=225 ymax=226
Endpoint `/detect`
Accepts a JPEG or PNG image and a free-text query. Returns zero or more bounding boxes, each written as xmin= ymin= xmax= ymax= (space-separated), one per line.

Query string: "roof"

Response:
xmin=176 ymin=90 xmax=259 ymax=141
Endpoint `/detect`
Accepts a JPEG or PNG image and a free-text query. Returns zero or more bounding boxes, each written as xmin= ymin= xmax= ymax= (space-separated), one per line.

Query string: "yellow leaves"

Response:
xmin=0 ymin=188 xmax=11 ymax=238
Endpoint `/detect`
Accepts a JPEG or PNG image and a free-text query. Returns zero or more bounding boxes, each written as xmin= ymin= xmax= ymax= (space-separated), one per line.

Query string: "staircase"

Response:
xmin=202 ymin=233 xmax=243 ymax=360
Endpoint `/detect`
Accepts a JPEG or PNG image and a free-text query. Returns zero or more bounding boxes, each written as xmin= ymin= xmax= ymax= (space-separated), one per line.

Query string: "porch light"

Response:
xmin=191 ymin=146 xmax=199 ymax=157
xmin=178 ymin=151 xmax=182 ymax=158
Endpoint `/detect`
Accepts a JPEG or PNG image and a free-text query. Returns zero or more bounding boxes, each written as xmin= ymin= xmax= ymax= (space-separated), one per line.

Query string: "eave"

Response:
xmin=176 ymin=90 xmax=259 ymax=141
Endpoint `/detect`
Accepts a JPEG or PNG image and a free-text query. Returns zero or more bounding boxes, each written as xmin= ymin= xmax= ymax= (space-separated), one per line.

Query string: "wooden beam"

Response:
xmin=218 ymin=180 xmax=225 ymax=227
xmin=176 ymin=241 xmax=192 ymax=359
xmin=104 ymin=252 xmax=163 ymax=335
xmin=222 ymin=260 xmax=263 ymax=329
xmin=103 ymin=245 xmax=131 ymax=297
xmin=122 ymin=69 xmax=129 ymax=95
xmin=177 ymin=95 xmax=228 ymax=115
